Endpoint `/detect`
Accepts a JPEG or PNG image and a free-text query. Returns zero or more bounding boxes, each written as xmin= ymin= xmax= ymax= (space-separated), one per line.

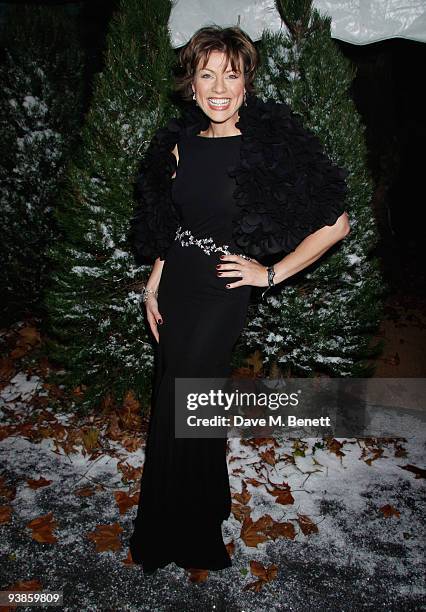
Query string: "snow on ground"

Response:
xmin=0 ymin=372 xmax=425 ymax=611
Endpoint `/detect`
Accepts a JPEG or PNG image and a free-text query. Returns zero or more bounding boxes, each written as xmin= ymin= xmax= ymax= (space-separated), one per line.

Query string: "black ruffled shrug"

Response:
xmin=129 ymin=93 xmax=349 ymax=265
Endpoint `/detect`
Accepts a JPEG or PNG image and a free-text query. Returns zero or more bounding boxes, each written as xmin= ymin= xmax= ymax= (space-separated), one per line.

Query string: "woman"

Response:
xmin=128 ymin=25 xmax=350 ymax=575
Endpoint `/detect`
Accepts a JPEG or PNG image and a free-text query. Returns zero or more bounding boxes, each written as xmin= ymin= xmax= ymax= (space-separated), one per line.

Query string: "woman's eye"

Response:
xmin=200 ymin=73 xmax=239 ymax=78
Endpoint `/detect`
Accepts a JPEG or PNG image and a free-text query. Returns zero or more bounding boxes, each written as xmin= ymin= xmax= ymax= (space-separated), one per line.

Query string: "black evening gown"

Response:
xmin=129 ymin=132 xmax=252 ymax=572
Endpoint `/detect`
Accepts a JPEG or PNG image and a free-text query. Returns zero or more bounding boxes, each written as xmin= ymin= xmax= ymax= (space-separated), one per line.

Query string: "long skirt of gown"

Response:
xmin=129 ymin=132 xmax=252 ymax=572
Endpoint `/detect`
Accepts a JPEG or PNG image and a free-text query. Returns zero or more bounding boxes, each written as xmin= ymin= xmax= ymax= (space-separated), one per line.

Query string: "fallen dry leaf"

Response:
xmin=10 ymin=325 xmax=41 ymax=359
xmin=86 ymin=522 xmax=123 ymax=552
xmin=243 ymin=560 xmax=278 ymax=592
xmin=6 ymin=579 xmax=42 ymax=590
xmin=105 ymin=413 xmax=122 ymax=441
xmin=265 ymin=479 xmax=294 ymax=506
xmin=292 ymin=439 xmax=308 ymax=458
xmin=243 ymin=437 xmax=280 ymax=450
xmin=74 ymin=486 xmax=96 ymax=497
xmin=0 ymin=505 xmax=12 ymax=524
xmin=244 ymin=477 xmax=263 ymax=487
xmin=116 ymin=461 xmax=143 ymax=484
xmin=379 ymin=504 xmax=400 ymax=518
xmin=265 ymin=518 xmax=296 ymax=541
xmin=240 ymin=515 xmax=271 ymax=547
xmin=230 ymin=466 xmax=245 ymax=475
xmin=243 ymin=578 xmax=265 ymax=592
xmin=99 ymin=391 xmax=115 ymax=414
xmin=118 ymin=391 xmax=142 ymax=430
xmin=260 ymin=447 xmax=277 ymax=466
xmin=118 ymin=435 xmax=142 ymax=453
xmin=186 ymin=568 xmax=209 ymax=583
xmin=364 ymin=447 xmax=385 ymax=465
xmin=225 ymin=539 xmax=235 ymax=557
xmin=0 ymin=424 xmax=15 ymax=442
xmin=27 ymin=512 xmax=58 ymax=543
xmin=1 ymin=579 xmax=43 ymax=612
xmin=233 ymin=481 xmax=251 ymax=505
xmin=72 ymin=384 xmax=86 ymax=397
xmin=27 ymin=477 xmax=52 ymax=490
xmin=325 ymin=437 xmax=346 ymax=458
xmin=81 ymin=427 xmax=101 ymax=454
xmin=114 ymin=490 xmax=139 ymax=515
xmin=250 ymin=559 xmax=278 ymax=580
xmin=231 ymin=501 xmax=251 ymax=523
xmin=296 ymin=513 xmax=319 ymax=535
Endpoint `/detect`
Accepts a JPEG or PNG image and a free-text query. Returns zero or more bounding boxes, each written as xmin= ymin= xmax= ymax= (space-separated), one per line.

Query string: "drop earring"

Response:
xmin=243 ymin=91 xmax=247 ymax=106
xmin=193 ymin=91 xmax=198 ymax=106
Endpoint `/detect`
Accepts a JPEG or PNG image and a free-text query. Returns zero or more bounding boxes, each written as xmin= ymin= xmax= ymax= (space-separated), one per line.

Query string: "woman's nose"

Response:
xmin=212 ymin=79 xmax=227 ymax=94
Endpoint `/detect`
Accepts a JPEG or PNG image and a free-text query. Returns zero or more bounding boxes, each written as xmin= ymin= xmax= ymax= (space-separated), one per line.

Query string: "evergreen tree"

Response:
xmin=232 ymin=0 xmax=386 ymax=377
xmin=0 ymin=6 xmax=84 ymax=325
xmin=44 ymin=0 xmax=177 ymax=411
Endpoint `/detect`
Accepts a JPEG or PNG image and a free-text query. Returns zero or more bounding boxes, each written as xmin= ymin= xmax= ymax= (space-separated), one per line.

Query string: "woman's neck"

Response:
xmin=198 ymin=116 xmax=242 ymax=138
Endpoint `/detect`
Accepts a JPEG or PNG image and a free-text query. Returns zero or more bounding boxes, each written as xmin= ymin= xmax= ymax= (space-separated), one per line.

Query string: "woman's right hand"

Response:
xmin=145 ymin=296 xmax=163 ymax=344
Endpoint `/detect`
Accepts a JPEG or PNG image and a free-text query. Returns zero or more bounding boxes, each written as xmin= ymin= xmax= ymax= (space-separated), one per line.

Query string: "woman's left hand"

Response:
xmin=216 ymin=254 xmax=268 ymax=289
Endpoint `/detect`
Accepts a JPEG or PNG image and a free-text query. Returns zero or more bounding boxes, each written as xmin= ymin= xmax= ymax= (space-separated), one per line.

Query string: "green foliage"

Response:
xmin=44 ymin=0 xmax=178 ymax=412
xmin=0 ymin=5 xmax=84 ymax=324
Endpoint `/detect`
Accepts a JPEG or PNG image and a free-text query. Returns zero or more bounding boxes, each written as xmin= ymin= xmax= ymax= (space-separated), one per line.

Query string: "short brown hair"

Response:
xmin=173 ymin=25 xmax=260 ymax=103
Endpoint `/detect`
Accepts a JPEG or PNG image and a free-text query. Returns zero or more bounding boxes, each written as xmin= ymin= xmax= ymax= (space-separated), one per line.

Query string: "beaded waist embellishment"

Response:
xmin=175 ymin=225 xmax=252 ymax=261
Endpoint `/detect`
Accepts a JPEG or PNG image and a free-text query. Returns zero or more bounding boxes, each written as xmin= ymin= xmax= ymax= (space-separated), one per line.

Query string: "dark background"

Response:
xmin=1 ymin=0 xmax=425 ymax=297
xmin=340 ymin=37 xmax=426 ymax=298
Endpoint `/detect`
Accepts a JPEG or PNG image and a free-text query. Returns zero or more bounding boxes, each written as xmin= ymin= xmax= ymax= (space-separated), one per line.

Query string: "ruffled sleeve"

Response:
xmin=275 ymin=106 xmax=349 ymax=243
xmin=128 ymin=123 xmax=181 ymax=266
xmin=231 ymin=97 xmax=349 ymax=259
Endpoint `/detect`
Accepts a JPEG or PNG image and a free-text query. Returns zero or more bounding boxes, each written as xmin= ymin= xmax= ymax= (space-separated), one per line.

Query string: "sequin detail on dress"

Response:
xmin=175 ymin=225 xmax=252 ymax=261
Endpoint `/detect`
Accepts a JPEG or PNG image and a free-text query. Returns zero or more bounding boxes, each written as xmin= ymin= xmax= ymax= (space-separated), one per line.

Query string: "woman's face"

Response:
xmin=191 ymin=50 xmax=245 ymax=127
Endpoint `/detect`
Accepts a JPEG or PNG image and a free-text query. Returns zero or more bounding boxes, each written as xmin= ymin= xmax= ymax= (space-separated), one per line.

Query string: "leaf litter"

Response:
xmin=0 ymin=328 xmax=425 ymax=610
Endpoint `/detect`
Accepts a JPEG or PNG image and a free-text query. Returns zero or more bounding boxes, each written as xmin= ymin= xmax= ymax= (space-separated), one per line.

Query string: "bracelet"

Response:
xmin=140 ymin=287 xmax=158 ymax=303
xmin=261 ymin=265 xmax=276 ymax=300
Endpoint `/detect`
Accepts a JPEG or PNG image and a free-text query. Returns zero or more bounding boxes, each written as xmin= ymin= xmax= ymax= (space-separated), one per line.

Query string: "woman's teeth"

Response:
xmin=207 ymin=98 xmax=231 ymax=108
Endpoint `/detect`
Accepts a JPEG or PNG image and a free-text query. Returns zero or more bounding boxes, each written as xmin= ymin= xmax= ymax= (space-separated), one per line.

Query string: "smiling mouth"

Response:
xmin=207 ymin=98 xmax=231 ymax=108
